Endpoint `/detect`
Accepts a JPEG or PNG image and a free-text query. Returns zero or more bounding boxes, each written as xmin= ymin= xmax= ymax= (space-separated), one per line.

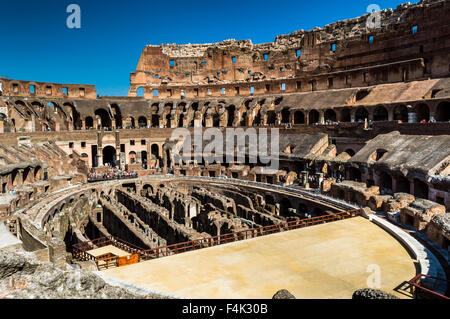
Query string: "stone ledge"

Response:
xmin=370 ymin=215 xmax=447 ymax=296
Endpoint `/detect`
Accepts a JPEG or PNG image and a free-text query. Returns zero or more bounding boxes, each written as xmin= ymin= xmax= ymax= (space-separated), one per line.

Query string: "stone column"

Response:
xmin=48 ymin=237 xmax=67 ymax=270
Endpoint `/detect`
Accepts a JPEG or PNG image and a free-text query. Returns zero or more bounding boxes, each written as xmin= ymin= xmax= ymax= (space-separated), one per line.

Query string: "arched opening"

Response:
xmin=213 ymin=114 xmax=221 ymax=127
xmin=85 ymin=116 xmax=94 ymax=129
xmin=178 ymin=114 xmax=184 ymax=127
xmin=136 ymin=87 xmax=144 ymax=97
xmin=94 ymin=109 xmax=111 ymax=129
xmin=227 ymin=105 xmax=235 ymax=127
xmin=141 ymin=151 xmax=148 ymax=168
xmin=64 ymin=102 xmax=81 ymax=129
xmin=111 ymin=104 xmax=122 ymax=128
xmin=394 ymin=105 xmax=408 ymax=122
xmin=415 ymin=104 xmax=430 ymax=122
xmin=138 ymin=116 xmax=147 ymax=128
xmin=324 ymin=109 xmax=337 ymax=122
xmin=151 ymin=115 xmax=159 ymax=127
xmin=22 ymin=167 xmax=31 ymax=184
xmin=151 ymin=144 xmax=160 ymax=158
xmin=379 ymin=172 xmax=393 ymax=194
xmin=129 ymin=151 xmax=137 ymax=164
xmin=240 ymin=110 xmax=247 ymax=127
xmin=166 ymin=149 xmax=172 ymax=168
xmin=345 ymin=149 xmax=356 ymax=157
xmin=266 ymin=111 xmax=277 ymax=125
xmin=165 ymin=114 xmax=171 ymax=127
xmin=355 ymin=107 xmax=369 ymax=122
xmin=253 ymin=109 xmax=261 ymax=126
xmin=373 ymin=106 xmax=388 ymax=121
xmin=294 ymin=111 xmax=305 ymax=124
xmin=396 ymin=175 xmax=410 ymax=193
xmin=309 ymin=110 xmax=320 ymax=124
xmin=281 ymin=108 xmax=290 ymax=124
xmin=34 ymin=166 xmax=42 ymax=180
xmin=279 ymin=198 xmax=292 ymax=217
xmin=340 ymin=108 xmax=351 ymax=122
xmin=347 ymin=167 xmax=361 ymax=182
xmin=102 ymin=146 xmax=116 ymax=167
xmin=265 ymin=194 xmax=275 ymax=206
xmin=414 ymin=179 xmax=429 ymax=199
xmin=435 ymin=102 xmax=450 ymax=122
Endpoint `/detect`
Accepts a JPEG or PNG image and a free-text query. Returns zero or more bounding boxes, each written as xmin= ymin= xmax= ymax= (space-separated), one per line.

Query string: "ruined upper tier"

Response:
xmin=129 ymin=0 xmax=450 ymax=99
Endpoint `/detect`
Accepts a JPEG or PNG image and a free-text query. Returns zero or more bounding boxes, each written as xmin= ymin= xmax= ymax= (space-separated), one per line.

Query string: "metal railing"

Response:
xmin=407 ymin=274 xmax=449 ymax=299
xmin=140 ymin=209 xmax=361 ymax=261
xmin=72 ymin=209 xmax=361 ymax=266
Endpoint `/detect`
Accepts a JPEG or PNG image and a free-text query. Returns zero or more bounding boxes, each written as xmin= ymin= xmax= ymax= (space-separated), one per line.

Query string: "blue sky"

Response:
xmin=0 ymin=0 xmax=418 ymax=96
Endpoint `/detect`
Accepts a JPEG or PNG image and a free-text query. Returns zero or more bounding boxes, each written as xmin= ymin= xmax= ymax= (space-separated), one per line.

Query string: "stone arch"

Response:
xmin=94 ymin=108 xmax=111 ymax=128
xmin=355 ymin=107 xmax=369 ymax=122
xmin=129 ymin=151 xmax=137 ymax=164
xmin=396 ymin=175 xmax=410 ymax=193
xmin=379 ymin=171 xmax=393 ymax=193
xmin=151 ymin=144 xmax=160 ymax=158
xmin=293 ymin=110 xmax=305 ymax=124
xmin=151 ymin=114 xmax=160 ymax=127
xmin=373 ymin=105 xmax=388 ymax=121
xmin=138 ymin=116 xmax=147 ymax=128
xmin=394 ymin=104 xmax=408 ymax=122
xmin=415 ymin=103 xmax=430 ymax=122
xmin=340 ymin=108 xmax=352 ymax=122
xmin=435 ymin=101 xmax=450 ymax=122
xmin=281 ymin=108 xmax=290 ymax=124
xmin=324 ymin=109 xmax=337 ymax=122
xmin=111 ymin=104 xmax=122 ymax=128
xmin=136 ymin=87 xmax=144 ymax=97
xmin=345 ymin=149 xmax=356 ymax=157
xmin=279 ymin=198 xmax=292 ymax=217
xmin=414 ymin=179 xmax=429 ymax=199
xmin=266 ymin=111 xmax=277 ymax=125
xmin=226 ymin=105 xmax=236 ymax=127
xmin=178 ymin=114 xmax=185 ymax=127
xmin=63 ymin=102 xmax=81 ymax=129
xmin=309 ymin=110 xmax=320 ymax=124
xmin=102 ymin=146 xmax=116 ymax=167
xmin=85 ymin=116 xmax=94 ymax=129
xmin=347 ymin=167 xmax=361 ymax=182
xmin=34 ymin=166 xmax=42 ymax=180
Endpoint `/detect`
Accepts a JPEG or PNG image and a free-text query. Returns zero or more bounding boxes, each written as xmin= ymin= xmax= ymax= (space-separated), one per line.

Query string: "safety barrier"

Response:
xmin=407 ymin=274 xmax=449 ymax=299
xmin=72 ymin=209 xmax=361 ymax=267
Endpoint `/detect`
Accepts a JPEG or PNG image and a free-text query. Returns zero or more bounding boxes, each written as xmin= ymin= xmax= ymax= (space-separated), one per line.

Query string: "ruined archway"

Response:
xmin=102 ymin=146 xmax=116 ymax=167
xmin=138 ymin=116 xmax=147 ymax=128
xmin=281 ymin=108 xmax=290 ymax=124
xmin=94 ymin=109 xmax=111 ymax=129
xmin=324 ymin=109 xmax=337 ymax=122
xmin=309 ymin=110 xmax=320 ymax=124
xmin=294 ymin=110 xmax=305 ymax=124
xmin=435 ymin=102 xmax=450 ymax=122
xmin=394 ymin=105 xmax=408 ymax=122
xmin=85 ymin=116 xmax=94 ymax=129
xmin=415 ymin=103 xmax=430 ymax=122
xmin=355 ymin=107 xmax=368 ymax=122
xmin=414 ymin=179 xmax=429 ymax=199
xmin=373 ymin=106 xmax=388 ymax=121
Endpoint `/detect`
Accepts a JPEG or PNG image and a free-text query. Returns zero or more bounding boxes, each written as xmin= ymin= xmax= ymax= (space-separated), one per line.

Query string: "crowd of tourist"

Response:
xmin=88 ymin=168 xmax=138 ymax=181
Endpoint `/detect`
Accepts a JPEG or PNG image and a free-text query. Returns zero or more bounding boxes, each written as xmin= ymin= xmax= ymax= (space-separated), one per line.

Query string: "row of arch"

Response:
xmin=5 ymin=98 xmax=450 ymax=132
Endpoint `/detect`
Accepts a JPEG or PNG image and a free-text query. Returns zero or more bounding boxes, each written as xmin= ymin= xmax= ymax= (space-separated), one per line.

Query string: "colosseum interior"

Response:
xmin=0 ymin=0 xmax=449 ymax=300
